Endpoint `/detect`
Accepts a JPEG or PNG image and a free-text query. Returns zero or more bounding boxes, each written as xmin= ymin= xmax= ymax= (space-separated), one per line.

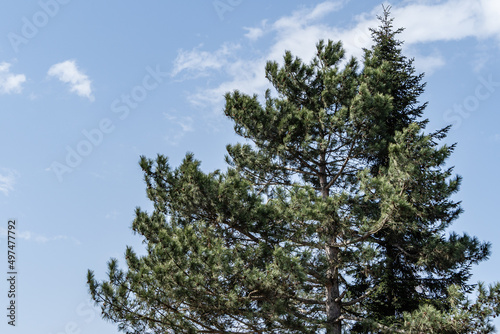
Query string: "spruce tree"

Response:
xmin=347 ymin=8 xmax=494 ymax=332
xmin=87 ymin=12 xmax=499 ymax=333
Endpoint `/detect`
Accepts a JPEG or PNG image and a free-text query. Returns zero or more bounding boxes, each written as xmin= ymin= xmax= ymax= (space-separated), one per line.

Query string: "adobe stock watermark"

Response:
xmin=49 ymin=65 xmax=169 ymax=183
xmin=47 ymin=299 xmax=99 ymax=334
xmin=443 ymin=74 xmax=499 ymax=129
xmin=213 ymin=0 xmax=243 ymax=21
xmin=7 ymin=0 xmax=72 ymax=53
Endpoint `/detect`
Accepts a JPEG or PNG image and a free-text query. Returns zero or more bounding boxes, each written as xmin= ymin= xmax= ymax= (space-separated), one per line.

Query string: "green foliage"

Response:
xmin=87 ymin=7 xmax=499 ymax=334
xmin=401 ymin=283 xmax=500 ymax=334
xmin=347 ymin=10 xmax=493 ymax=333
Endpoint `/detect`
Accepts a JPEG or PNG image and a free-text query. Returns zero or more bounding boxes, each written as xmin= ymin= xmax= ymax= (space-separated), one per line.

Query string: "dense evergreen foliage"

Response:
xmin=87 ymin=9 xmax=500 ymax=333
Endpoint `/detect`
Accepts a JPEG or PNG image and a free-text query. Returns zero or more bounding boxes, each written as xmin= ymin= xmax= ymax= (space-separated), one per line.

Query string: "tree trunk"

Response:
xmin=326 ymin=244 xmax=341 ymax=334
xmin=320 ymin=161 xmax=341 ymax=334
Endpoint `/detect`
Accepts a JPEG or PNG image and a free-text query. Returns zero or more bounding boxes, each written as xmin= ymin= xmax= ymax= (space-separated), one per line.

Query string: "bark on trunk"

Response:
xmin=320 ymin=164 xmax=341 ymax=334
xmin=326 ymin=244 xmax=341 ymax=334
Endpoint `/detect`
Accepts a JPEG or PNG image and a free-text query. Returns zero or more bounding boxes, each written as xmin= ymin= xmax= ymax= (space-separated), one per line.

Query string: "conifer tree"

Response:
xmin=347 ymin=8 xmax=494 ymax=332
xmin=87 ymin=11 xmax=499 ymax=334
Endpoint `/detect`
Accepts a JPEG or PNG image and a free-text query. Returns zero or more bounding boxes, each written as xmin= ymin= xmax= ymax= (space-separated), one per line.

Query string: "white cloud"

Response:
xmin=273 ymin=1 xmax=345 ymax=31
xmin=411 ymin=50 xmax=446 ymax=75
xmin=244 ymin=24 xmax=265 ymax=41
xmin=164 ymin=112 xmax=194 ymax=145
xmin=265 ymin=1 xmax=350 ymax=63
xmin=47 ymin=60 xmax=94 ymax=101
xmin=170 ymin=0 xmax=500 ymax=118
xmin=0 ymin=227 xmax=81 ymax=245
xmin=171 ymin=43 xmax=240 ymax=78
xmin=0 ymin=168 xmax=19 ymax=196
xmin=481 ymin=0 xmax=500 ymax=36
xmin=171 ymin=1 xmax=348 ymax=113
xmin=391 ymin=0 xmax=500 ymax=44
xmin=0 ymin=62 xmax=26 ymax=94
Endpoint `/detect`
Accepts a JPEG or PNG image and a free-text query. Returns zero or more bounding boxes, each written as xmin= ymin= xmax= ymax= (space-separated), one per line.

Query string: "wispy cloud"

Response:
xmin=0 ymin=168 xmax=19 ymax=196
xmin=171 ymin=1 xmax=347 ymax=112
xmin=171 ymin=43 xmax=240 ymax=78
xmin=409 ymin=49 xmax=446 ymax=75
xmin=48 ymin=60 xmax=94 ymax=101
xmin=0 ymin=62 xmax=26 ymax=94
xmin=0 ymin=227 xmax=81 ymax=245
xmin=170 ymin=0 xmax=500 ymax=120
xmin=105 ymin=210 xmax=119 ymax=220
xmin=164 ymin=112 xmax=194 ymax=145
xmin=243 ymin=21 xmax=266 ymax=41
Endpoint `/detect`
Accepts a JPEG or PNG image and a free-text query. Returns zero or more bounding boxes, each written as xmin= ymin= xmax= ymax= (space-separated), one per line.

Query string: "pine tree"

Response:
xmin=87 ymin=12 xmax=499 ymax=333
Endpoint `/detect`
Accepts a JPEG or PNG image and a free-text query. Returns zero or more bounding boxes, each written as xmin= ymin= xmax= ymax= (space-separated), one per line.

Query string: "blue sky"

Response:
xmin=0 ymin=1 xmax=499 ymax=332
